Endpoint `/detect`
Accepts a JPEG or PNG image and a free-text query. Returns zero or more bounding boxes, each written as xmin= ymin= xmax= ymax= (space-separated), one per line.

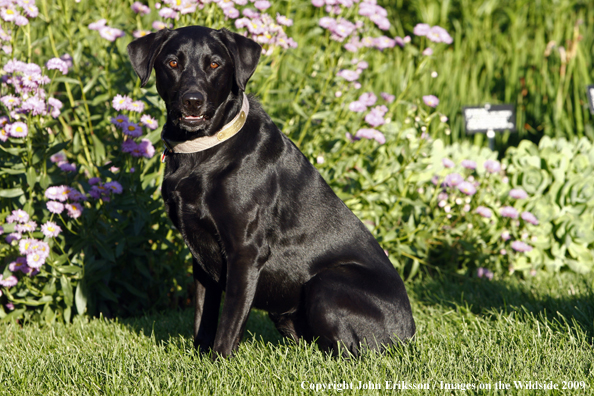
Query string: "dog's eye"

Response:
xmin=210 ymin=62 xmax=219 ymax=69
xmin=169 ymin=60 xmax=178 ymax=68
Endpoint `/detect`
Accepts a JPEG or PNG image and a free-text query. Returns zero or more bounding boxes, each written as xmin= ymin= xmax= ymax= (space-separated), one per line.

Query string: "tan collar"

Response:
xmin=163 ymin=93 xmax=249 ymax=154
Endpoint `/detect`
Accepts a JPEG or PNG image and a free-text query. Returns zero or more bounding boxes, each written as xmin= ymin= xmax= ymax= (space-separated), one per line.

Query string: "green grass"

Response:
xmin=1 ymin=271 xmax=593 ymax=395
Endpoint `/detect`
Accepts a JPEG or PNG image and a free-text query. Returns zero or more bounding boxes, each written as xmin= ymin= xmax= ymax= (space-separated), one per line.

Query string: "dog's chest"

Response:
xmin=162 ymin=170 xmax=226 ymax=282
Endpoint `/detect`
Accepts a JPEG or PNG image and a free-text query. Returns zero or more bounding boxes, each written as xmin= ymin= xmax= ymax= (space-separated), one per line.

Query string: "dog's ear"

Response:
xmin=127 ymin=29 xmax=171 ymax=87
xmin=217 ymin=28 xmax=262 ymax=91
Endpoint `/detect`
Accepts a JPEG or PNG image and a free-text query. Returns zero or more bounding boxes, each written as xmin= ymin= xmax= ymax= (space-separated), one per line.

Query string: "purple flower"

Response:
xmin=46 ymin=201 xmax=65 ymax=214
xmin=0 ymin=275 xmax=18 ymax=288
xmin=65 ymin=203 xmax=83 ymax=219
xmin=105 ymin=181 xmax=123 ymax=194
xmin=442 ymin=158 xmax=454 ymax=168
xmin=521 ymin=211 xmax=539 ymax=225
xmin=111 ymin=114 xmax=129 ymax=129
xmin=348 ymin=101 xmax=367 ymax=112
xmin=511 ymin=240 xmax=533 ymax=253
xmin=7 ymin=209 xmax=29 ymax=224
xmin=444 ymin=173 xmax=463 ymax=187
xmin=99 ymin=26 xmax=125 ymax=42
xmin=254 ymin=0 xmax=271 ymax=10
xmin=277 ymin=14 xmax=293 ymax=26
xmin=457 ymin=181 xmax=476 ymax=196
xmin=374 ymin=36 xmax=395 ymax=50
xmin=8 ymin=122 xmax=28 ymax=138
xmin=500 ymin=206 xmax=519 ymax=219
xmin=88 ymin=177 xmax=101 ymax=185
xmin=381 ymin=92 xmax=395 ymax=103
xmin=427 ymin=26 xmax=453 ymax=44
xmin=139 ymin=139 xmax=155 ymax=158
xmin=152 ymin=21 xmax=168 ymax=30
xmin=112 ymin=94 xmax=132 ymax=111
xmin=46 ymin=58 xmax=69 ymax=75
xmin=484 ymin=159 xmax=501 ymax=173
xmin=461 ymin=159 xmax=477 ymax=170
xmin=131 ymin=2 xmax=151 ymax=14
xmin=477 ymin=267 xmax=494 ymax=280
xmin=159 ymin=7 xmax=178 ymax=19
xmin=358 ymin=92 xmax=377 ymax=106
xmin=337 ymin=69 xmax=359 ymax=82
xmin=48 ymin=98 xmax=63 ymax=118
xmin=509 ymin=188 xmax=528 ymax=199
xmin=413 ymin=23 xmax=431 ymax=36
xmin=5 ymin=233 xmax=21 ymax=244
xmin=476 ymin=206 xmax=492 ymax=218
xmin=423 ymin=95 xmax=439 ymax=108
xmin=88 ymin=19 xmax=107 ymax=31
xmin=123 ymin=122 xmax=143 ymax=137
xmin=41 ymin=221 xmax=61 ymax=238
xmin=59 ymin=163 xmax=77 ymax=172
xmin=355 ymin=128 xmax=386 ymax=144
xmin=364 ymin=107 xmax=386 ymax=127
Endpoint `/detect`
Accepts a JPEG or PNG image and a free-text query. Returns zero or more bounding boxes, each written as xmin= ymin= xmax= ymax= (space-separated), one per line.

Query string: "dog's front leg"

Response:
xmin=192 ymin=264 xmax=222 ymax=353
xmin=212 ymin=257 xmax=260 ymax=358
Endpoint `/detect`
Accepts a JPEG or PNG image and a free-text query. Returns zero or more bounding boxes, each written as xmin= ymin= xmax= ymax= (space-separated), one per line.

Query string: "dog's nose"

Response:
xmin=182 ymin=92 xmax=205 ymax=113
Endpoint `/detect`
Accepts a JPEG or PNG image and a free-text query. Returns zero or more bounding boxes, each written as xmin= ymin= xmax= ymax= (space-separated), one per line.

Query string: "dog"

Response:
xmin=127 ymin=26 xmax=415 ymax=358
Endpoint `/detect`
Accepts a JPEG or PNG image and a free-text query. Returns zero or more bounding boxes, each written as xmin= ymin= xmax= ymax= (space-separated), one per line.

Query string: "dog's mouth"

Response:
xmin=178 ymin=113 xmax=210 ymax=130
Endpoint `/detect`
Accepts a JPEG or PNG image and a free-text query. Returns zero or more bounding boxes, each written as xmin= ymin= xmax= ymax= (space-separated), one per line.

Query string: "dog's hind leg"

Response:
xmin=303 ymin=264 xmax=415 ymax=357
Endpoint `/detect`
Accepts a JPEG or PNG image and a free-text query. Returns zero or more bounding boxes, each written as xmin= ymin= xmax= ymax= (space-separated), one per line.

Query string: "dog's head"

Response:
xmin=127 ymin=26 xmax=261 ymax=136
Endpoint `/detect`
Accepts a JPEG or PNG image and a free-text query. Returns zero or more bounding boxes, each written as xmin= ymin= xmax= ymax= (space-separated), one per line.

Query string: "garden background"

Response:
xmin=0 ymin=0 xmax=593 ymax=394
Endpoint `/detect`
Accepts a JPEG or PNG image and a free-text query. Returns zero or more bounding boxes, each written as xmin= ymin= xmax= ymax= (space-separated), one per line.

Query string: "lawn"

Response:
xmin=1 ymin=271 xmax=592 ymax=395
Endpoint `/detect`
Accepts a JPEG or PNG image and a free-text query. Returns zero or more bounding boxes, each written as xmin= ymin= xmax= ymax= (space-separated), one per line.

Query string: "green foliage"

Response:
xmin=1 ymin=0 xmax=593 ymax=324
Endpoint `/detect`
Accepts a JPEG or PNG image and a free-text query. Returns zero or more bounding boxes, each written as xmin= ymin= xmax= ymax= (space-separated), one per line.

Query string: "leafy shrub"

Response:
xmin=0 ymin=0 xmax=592 ymax=324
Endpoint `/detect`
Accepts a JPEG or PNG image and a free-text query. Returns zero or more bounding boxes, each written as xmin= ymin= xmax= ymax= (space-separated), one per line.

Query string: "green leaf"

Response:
xmin=75 ymin=282 xmax=87 ymax=315
xmin=61 ymin=275 xmax=74 ymax=307
xmin=0 ymin=188 xmax=24 ymax=198
xmin=26 ymin=167 xmax=36 ymax=188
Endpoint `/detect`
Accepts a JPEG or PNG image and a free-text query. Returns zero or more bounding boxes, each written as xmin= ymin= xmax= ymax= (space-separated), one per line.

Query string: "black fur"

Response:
xmin=127 ymin=26 xmax=415 ymax=358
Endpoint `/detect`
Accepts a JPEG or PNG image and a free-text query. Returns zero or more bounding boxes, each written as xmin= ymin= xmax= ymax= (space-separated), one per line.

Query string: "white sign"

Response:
xmin=463 ymin=104 xmax=516 ymax=134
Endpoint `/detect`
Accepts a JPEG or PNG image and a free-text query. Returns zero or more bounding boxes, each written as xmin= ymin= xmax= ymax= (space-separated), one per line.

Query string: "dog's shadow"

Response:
xmin=123 ymin=307 xmax=283 ymax=348
xmin=410 ymin=271 xmax=594 ymax=338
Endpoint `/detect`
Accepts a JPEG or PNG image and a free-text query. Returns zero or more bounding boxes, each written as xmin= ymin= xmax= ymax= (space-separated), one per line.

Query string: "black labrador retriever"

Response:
xmin=127 ymin=26 xmax=415 ymax=358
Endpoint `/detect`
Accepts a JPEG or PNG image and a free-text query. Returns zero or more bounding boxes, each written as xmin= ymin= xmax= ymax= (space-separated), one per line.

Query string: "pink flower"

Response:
xmin=112 ymin=94 xmax=132 ymax=111
xmin=128 ymin=100 xmax=145 ymax=113
xmin=457 ymin=181 xmax=476 ymax=196
xmin=381 ymin=92 xmax=395 ymax=103
xmin=88 ymin=19 xmax=107 ymax=31
xmin=422 ymin=95 xmax=439 ymax=108
xmin=8 ymin=122 xmax=28 ymax=138
xmin=509 ymin=188 xmax=528 ymax=199
xmin=337 ymin=69 xmax=359 ymax=82
xmin=358 ymin=92 xmax=377 ymax=106
xmin=476 ymin=206 xmax=492 ymax=218
xmin=41 ymin=221 xmax=61 ymax=238
xmin=254 ymin=1 xmax=271 ymax=10
xmin=442 ymin=158 xmax=454 ymax=168
xmin=0 ymin=275 xmax=18 ymax=287
xmin=348 ymin=101 xmax=367 ymax=112
xmin=355 ymin=128 xmax=385 ymax=144
xmin=483 ymin=159 xmax=501 ymax=173
xmin=140 ymin=114 xmax=158 ymax=130
xmin=45 ymin=185 xmax=69 ymax=202
xmin=461 ymin=159 xmax=476 ymax=169
xmin=6 ymin=209 xmax=29 ymax=224
xmin=413 ymin=23 xmax=431 ymax=36
xmin=521 ymin=211 xmax=539 ymax=225
xmin=65 ymin=203 xmax=83 ymax=219
xmin=99 ymin=26 xmax=125 ymax=42
xmin=46 ymin=58 xmax=69 ymax=74
xmin=511 ymin=240 xmax=533 ymax=253
xmin=444 ymin=173 xmax=463 ymax=187
xmin=500 ymin=206 xmax=519 ymax=219
xmin=131 ymin=2 xmax=151 ymax=14
xmin=46 ymin=201 xmax=64 ymax=214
